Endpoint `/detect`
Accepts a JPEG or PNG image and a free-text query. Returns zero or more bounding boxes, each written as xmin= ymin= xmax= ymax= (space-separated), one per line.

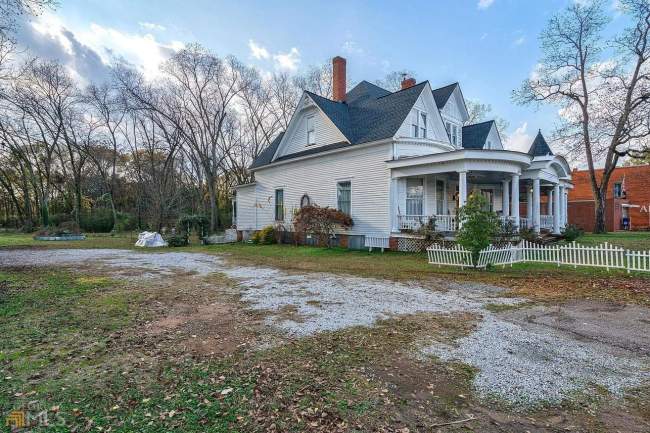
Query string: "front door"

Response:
xmin=480 ymin=189 xmax=494 ymax=212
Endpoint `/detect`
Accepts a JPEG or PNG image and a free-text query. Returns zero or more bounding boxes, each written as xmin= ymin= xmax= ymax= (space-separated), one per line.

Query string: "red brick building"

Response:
xmin=568 ymin=164 xmax=650 ymax=232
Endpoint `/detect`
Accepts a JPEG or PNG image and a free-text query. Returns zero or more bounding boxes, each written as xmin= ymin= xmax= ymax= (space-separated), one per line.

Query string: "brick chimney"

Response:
xmin=332 ymin=56 xmax=346 ymax=102
xmin=401 ymin=77 xmax=416 ymax=90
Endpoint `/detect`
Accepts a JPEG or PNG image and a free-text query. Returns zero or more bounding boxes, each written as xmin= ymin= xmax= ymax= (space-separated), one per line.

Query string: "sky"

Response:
xmin=13 ymin=0 xmax=628 ymax=155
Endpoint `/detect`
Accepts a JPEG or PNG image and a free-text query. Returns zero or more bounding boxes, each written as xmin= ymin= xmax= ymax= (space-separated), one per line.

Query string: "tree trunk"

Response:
xmin=206 ymin=176 xmax=219 ymax=233
xmin=593 ymin=188 xmax=607 ymax=234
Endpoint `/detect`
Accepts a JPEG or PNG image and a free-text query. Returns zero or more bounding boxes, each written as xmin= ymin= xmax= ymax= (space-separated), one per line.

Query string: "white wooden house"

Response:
xmin=234 ymin=57 xmax=572 ymax=249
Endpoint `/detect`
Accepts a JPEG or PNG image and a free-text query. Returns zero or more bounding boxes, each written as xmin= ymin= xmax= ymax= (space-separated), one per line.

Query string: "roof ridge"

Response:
xmin=432 ymin=82 xmax=459 ymax=92
xmin=463 ymin=119 xmax=495 ymax=128
xmin=376 ymin=80 xmax=428 ymax=100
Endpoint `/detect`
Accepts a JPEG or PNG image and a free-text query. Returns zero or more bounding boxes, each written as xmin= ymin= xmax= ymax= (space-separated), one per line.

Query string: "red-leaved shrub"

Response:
xmin=292 ymin=205 xmax=353 ymax=247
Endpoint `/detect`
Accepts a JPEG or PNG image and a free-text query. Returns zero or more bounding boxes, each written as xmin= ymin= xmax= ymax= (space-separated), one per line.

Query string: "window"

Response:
xmin=445 ymin=122 xmax=451 ymax=140
xmin=613 ymin=182 xmax=624 ymax=198
xmin=306 ymin=115 xmax=315 ymax=145
xmin=480 ymin=189 xmax=494 ymax=211
xmin=275 ymin=189 xmax=284 ymax=221
xmin=300 ymin=194 xmax=311 ymax=208
xmin=436 ymin=180 xmax=445 ymax=215
xmin=410 ymin=109 xmax=427 ymax=138
xmin=406 ymin=178 xmax=424 ymax=215
xmin=411 ymin=110 xmax=419 ymax=138
xmin=337 ymin=181 xmax=351 ymax=215
xmin=451 ymin=124 xmax=458 ymax=146
xmin=420 ymin=112 xmax=427 ymax=138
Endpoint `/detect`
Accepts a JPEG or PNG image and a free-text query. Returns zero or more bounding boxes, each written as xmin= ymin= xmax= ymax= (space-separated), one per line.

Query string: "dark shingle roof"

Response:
xmin=431 ymin=82 xmax=458 ymax=109
xmin=528 ymin=131 xmax=553 ymax=156
xmin=250 ymin=132 xmax=284 ymax=169
xmin=250 ymin=81 xmax=428 ymax=169
xmin=462 ymin=120 xmax=494 ymax=149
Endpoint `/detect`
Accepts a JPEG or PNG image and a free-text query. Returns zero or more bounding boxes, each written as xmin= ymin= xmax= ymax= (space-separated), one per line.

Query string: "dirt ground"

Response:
xmin=1 ymin=248 xmax=649 ymax=432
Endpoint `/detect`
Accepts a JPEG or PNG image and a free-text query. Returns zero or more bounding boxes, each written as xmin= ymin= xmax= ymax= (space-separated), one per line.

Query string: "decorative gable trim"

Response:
xmin=271 ymin=92 xmax=350 ymax=162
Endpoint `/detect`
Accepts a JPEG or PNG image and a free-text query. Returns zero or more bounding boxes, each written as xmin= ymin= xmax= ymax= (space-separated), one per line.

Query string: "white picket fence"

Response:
xmin=427 ymin=244 xmax=473 ymax=268
xmin=427 ymin=240 xmax=650 ymax=273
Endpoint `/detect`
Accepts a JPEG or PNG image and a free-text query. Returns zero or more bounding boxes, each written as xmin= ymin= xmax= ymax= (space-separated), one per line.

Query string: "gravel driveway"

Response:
xmin=2 ymin=248 xmax=649 ymax=406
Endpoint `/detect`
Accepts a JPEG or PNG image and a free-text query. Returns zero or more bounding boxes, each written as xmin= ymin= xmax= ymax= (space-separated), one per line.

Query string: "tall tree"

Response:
xmin=514 ymin=0 xmax=650 ymax=233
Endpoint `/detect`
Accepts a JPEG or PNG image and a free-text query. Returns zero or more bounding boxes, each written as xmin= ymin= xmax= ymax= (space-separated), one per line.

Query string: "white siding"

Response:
xmin=235 ymin=184 xmax=257 ymax=230
xmin=252 ymin=143 xmax=392 ymax=235
xmin=276 ymin=105 xmax=347 ymax=158
xmin=395 ymin=87 xmax=450 ymax=144
xmin=484 ymin=123 xmax=503 ymax=150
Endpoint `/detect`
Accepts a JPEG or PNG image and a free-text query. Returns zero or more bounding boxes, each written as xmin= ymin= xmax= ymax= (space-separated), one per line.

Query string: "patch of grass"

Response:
xmin=197 ymin=243 xmax=650 ymax=306
xmin=1 ymin=267 xmax=479 ymax=432
xmin=0 ymin=232 xmax=137 ymax=249
xmin=577 ymin=231 xmax=650 ymax=250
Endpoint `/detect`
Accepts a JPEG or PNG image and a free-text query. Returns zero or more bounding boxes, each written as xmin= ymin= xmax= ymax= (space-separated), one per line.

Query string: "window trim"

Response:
xmin=613 ymin=182 xmax=624 ymax=198
xmin=274 ymin=189 xmax=284 ymax=221
xmin=336 ymin=181 xmax=351 ymax=215
xmin=306 ymin=114 xmax=315 ymax=145
xmin=410 ymin=108 xmax=428 ymax=139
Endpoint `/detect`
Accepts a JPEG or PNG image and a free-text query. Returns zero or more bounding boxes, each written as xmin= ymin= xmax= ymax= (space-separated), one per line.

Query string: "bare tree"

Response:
xmin=514 ymin=0 xmax=650 ymax=233
xmin=375 ymin=70 xmax=416 ymax=92
xmin=464 ymin=100 xmax=510 ymax=141
xmin=117 ymin=44 xmax=252 ymax=232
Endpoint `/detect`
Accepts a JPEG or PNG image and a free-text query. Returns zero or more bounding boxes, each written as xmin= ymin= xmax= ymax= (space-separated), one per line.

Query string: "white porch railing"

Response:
xmin=519 ymin=218 xmax=528 ymax=229
xmin=397 ymin=214 xmax=458 ymax=232
xmin=540 ymin=215 xmax=554 ymax=229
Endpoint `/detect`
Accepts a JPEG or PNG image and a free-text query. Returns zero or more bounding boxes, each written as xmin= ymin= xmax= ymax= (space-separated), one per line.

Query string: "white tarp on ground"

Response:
xmin=135 ymin=231 xmax=168 ymax=247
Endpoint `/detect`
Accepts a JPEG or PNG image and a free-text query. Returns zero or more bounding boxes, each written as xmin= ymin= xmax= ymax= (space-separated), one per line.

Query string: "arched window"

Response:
xmin=300 ymin=194 xmax=311 ymax=208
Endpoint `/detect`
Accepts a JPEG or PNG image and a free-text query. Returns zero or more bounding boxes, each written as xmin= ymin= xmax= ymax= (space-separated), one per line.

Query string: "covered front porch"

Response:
xmin=386 ymin=149 xmax=572 ymax=235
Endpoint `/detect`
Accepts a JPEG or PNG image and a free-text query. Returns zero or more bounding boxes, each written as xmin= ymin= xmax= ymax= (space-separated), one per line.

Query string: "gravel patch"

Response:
xmin=2 ymin=248 xmax=648 ymax=406
xmin=422 ymin=313 xmax=650 ymax=406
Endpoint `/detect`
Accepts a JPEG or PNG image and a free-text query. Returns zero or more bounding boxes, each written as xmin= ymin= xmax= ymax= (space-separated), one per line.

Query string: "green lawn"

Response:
xmin=578 ymin=231 xmax=650 ymax=250
xmin=0 ymin=232 xmax=138 ymax=249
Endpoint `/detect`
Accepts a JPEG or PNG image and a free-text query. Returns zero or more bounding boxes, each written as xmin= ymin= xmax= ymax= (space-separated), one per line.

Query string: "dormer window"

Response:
xmin=445 ymin=121 xmax=460 ymax=147
xmin=306 ymin=115 xmax=315 ymax=145
xmin=410 ymin=109 xmax=427 ymax=138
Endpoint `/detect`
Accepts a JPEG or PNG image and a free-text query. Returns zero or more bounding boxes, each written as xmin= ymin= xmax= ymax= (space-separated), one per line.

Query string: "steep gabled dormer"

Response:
xmin=461 ymin=120 xmax=503 ymax=150
xmin=273 ymin=92 xmax=349 ymax=159
xmin=432 ymin=83 xmax=470 ymax=149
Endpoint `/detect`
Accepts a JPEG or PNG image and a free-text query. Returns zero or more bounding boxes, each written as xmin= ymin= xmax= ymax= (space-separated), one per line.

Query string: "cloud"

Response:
xmin=248 ymin=39 xmax=270 ymax=60
xmin=505 ymin=122 xmax=533 ymax=152
xmin=273 ymin=47 xmax=300 ymax=72
xmin=342 ymin=40 xmax=364 ymax=55
xmin=478 ymin=0 xmax=495 ymax=9
xmin=16 ymin=12 xmax=183 ymax=83
xmin=139 ymin=21 xmax=166 ymax=32
xmin=480 ymin=32 xmax=488 ymax=41
xmin=513 ymin=35 xmax=525 ymax=46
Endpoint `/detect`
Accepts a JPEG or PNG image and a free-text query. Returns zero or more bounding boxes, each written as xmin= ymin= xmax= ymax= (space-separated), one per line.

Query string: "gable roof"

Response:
xmin=249 ymin=132 xmax=284 ymax=169
xmin=431 ymin=82 xmax=459 ymax=109
xmin=462 ymin=120 xmax=495 ymax=149
xmin=250 ymin=80 xmax=428 ymax=169
xmin=528 ymin=131 xmax=553 ymax=157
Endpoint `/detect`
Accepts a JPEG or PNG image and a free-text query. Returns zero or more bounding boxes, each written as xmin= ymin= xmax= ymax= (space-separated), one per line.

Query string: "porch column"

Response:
xmin=562 ymin=187 xmax=569 ymax=227
xmin=553 ymin=183 xmax=561 ymax=234
xmin=527 ymin=186 xmax=533 ymax=228
xmin=533 ymin=178 xmax=541 ymax=233
xmin=547 ymin=190 xmax=553 ymax=216
xmin=390 ymin=177 xmax=399 ymax=232
xmin=458 ymin=171 xmax=468 ymax=207
xmin=511 ymin=174 xmax=520 ymax=229
xmin=502 ymin=179 xmax=510 ymax=218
